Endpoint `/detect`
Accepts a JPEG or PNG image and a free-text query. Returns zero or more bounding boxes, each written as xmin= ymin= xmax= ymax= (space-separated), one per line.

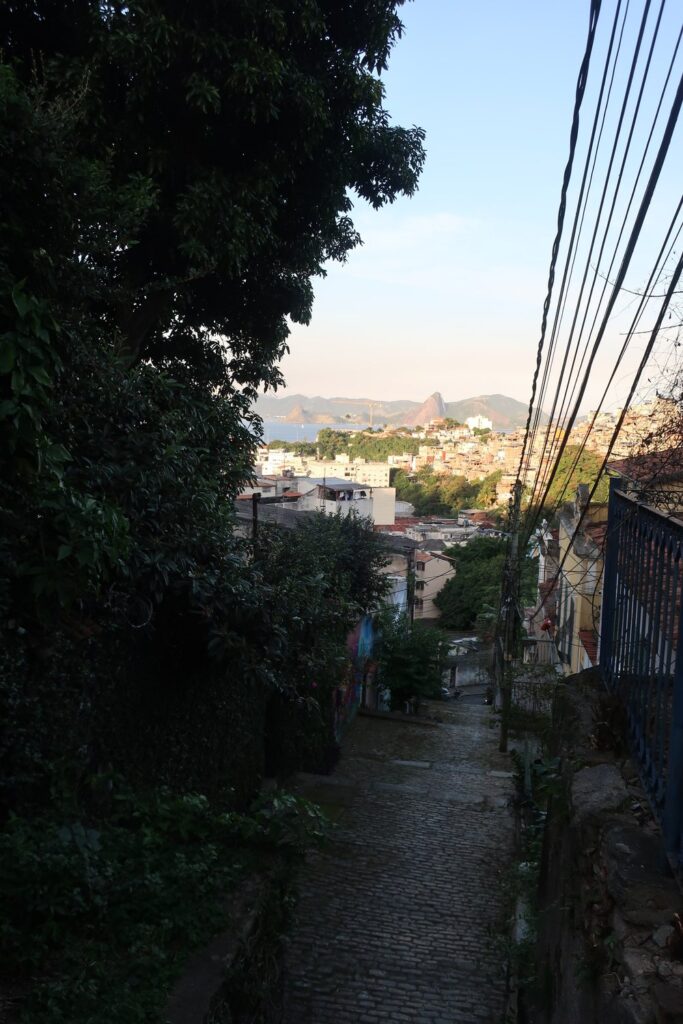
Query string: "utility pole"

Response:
xmin=407 ymin=545 xmax=416 ymax=623
xmin=252 ymin=491 xmax=260 ymax=543
xmin=499 ymin=479 xmax=523 ymax=753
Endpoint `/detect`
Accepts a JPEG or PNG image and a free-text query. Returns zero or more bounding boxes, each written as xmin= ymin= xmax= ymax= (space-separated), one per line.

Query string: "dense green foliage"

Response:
xmin=1 ymin=1 xmax=424 ymax=629
xmin=434 ymin=537 xmax=537 ymax=631
xmin=0 ymin=787 xmax=325 ymax=1023
xmin=1 ymin=1 xmax=424 ymax=389
xmin=0 ymin=0 xmax=420 ymax=790
xmin=269 ymin=426 xmax=436 ymax=460
xmin=376 ymin=609 xmax=448 ymax=709
xmin=0 ymin=512 xmax=387 ymax=1023
xmin=393 ymin=466 xmax=503 ymax=515
xmin=1 ymin=3 xmax=422 ymax=1018
xmin=255 ymin=514 xmax=390 ymax=776
xmin=1 ymin=512 xmax=389 ymax=813
xmin=540 ymin=444 xmax=609 ymax=511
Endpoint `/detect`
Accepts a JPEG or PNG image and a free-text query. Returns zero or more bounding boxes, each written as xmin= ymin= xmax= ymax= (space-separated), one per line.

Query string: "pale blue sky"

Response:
xmin=280 ymin=0 xmax=683 ymax=410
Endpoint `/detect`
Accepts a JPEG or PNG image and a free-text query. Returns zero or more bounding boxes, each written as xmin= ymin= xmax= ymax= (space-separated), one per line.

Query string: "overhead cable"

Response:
xmin=520 ymin=0 xmax=629 ymax=493
xmin=516 ymin=0 xmax=604 ymax=488
xmin=530 ymin=2 xmax=677 ymax=513
xmin=528 ymin=70 xmax=683 ymax=527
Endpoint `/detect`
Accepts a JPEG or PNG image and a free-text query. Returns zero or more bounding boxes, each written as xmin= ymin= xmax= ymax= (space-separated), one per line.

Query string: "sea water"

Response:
xmin=257 ymin=421 xmax=369 ymax=443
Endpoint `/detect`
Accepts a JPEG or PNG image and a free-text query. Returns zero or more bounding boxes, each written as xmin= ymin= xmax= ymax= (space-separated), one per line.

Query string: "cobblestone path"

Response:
xmin=283 ymin=702 xmax=515 ymax=1024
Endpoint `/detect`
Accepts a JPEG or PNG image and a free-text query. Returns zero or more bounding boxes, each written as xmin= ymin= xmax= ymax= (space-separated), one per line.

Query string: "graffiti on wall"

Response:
xmin=333 ymin=615 xmax=377 ymax=742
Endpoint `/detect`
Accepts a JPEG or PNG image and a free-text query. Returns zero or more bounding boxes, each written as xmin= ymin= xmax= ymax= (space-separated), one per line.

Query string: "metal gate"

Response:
xmin=600 ymin=479 xmax=683 ymax=866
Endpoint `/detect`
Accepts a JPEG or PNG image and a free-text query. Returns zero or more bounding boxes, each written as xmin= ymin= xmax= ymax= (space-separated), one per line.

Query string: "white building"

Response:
xmin=293 ymin=477 xmax=396 ymax=526
xmin=299 ymin=460 xmax=391 ymax=488
xmin=466 ymin=415 xmax=493 ymax=431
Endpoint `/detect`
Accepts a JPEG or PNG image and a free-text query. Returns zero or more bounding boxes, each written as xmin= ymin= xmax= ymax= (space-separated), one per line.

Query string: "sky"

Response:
xmin=277 ymin=0 xmax=683 ymax=411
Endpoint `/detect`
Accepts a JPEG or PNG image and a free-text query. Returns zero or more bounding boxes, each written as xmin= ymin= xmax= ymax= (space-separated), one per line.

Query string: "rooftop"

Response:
xmin=301 ymin=476 xmax=367 ymax=490
xmin=579 ymin=628 xmax=599 ymax=665
xmin=608 ymin=447 xmax=683 ymax=484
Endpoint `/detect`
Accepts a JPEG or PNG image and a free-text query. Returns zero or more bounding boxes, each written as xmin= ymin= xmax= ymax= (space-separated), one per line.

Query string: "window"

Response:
xmin=416 ymin=580 xmax=426 ymax=591
xmin=415 ymin=597 xmax=424 ymax=609
xmin=416 ymin=561 xmax=426 ymax=572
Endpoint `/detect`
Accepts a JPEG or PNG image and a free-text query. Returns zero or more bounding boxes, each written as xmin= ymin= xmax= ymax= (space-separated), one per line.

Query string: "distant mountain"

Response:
xmin=255 ymin=393 xmax=420 ymax=424
xmin=283 ymin=403 xmax=336 ymax=424
xmin=403 ymin=392 xmax=446 ymax=426
xmin=444 ymin=394 xmax=538 ymax=431
xmin=255 ymin=391 xmax=543 ymax=430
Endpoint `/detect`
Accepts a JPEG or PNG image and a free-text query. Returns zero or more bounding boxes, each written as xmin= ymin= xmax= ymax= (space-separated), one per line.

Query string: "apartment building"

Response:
xmin=413 ymin=550 xmax=456 ymax=621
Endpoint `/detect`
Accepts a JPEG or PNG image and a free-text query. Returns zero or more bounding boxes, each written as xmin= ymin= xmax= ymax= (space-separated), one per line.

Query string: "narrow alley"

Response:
xmin=283 ymin=702 xmax=515 ymax=1024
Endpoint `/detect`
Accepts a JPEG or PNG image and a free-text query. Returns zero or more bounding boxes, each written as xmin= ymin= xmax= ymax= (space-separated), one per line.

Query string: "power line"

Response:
xmin=517 ymin=0 xmax=604 ymax=487
xmin=522 ymin=0 xmax=632 ymax=494
xmin=525 ymin=257 xmax=683 ymax=623
xmin=529 ymin=9 xmax=681 ymax=516
xmin=526 ymin=207 xmax=683 ymax=536
xmin=531 ymin=0 xmax=666 ymax=507
xmin=525 ymin=71 xmax=683 ymax=533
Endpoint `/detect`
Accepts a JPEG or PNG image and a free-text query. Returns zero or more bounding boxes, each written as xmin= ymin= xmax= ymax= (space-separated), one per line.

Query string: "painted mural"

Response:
xmin=333 ymin=615 xmax=378 ymax=741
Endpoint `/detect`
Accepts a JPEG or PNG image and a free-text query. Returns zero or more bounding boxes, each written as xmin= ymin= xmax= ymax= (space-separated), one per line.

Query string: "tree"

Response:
xmin=0 ymin=3 xmax=425 ymax=791
xmin=1 ymin=2 xmax=425 ymax=615
xmin=435 ymin=539 xmax=506 ymax=630
xmin=435 ymin=537 xmax=538 ymax=630
xmin=376 ymin=610 xmax=448 ymax=710
xmin=0 ymin=8 xmax=426 ymax=1014
xmin=544 ymin=445 xmax=609 ymax=510
xmin=475 ymin=470 xmax=502 ymax=508
xmin=1 ymin=2 xmax=425 ymax=391
xmin=393 ymin=466 xmax=489 ymax=517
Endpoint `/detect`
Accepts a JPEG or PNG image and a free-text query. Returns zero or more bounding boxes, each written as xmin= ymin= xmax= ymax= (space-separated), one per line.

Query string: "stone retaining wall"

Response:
xmin=533 ymin=670 xmax=683 ymax=1024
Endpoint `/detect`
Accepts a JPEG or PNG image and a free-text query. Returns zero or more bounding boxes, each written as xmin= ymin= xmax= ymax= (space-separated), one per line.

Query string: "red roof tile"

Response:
xmin=584 ymin=522 xmax=607 ymax=548
xmin=579 ymin=628 xmax=599 ymax=665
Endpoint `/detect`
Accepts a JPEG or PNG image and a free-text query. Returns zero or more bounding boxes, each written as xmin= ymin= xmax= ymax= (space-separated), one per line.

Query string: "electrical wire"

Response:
xmin=530 ymin=1 xmax=665 ymax=508
xmin=521 ymin=0 xmax=630 ymax=494
xmin=525 ymin=206 xmax=683 ymax=536
xmin=524 ymin=254 xmax=683 ymax=623
xmin=517 ymin=0 xmax=604 ymax=489
xmin=529 ymin=10 xmax=681 ymax=516
xmin=523 ymin=71 xmax=683 ymax=541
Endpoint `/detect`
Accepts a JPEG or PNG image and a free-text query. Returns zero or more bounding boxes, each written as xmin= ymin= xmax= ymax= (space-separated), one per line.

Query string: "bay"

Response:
xmin=257 ymin=420 xmax=369 ymax=443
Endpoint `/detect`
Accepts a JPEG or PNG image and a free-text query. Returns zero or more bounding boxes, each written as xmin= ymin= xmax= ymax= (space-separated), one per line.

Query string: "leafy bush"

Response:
xmin=392 ymin=466 xmax=504 ymax=516
xmin=0 ymin=8 xmax=423 ymax=1017
xmin=0 ymin=786 xmax=326 ymax=1023
xmin=376 ymin=609 xmax=448 ymax=709
xmin=435 ymin=537 xmax=537 ymax=630
xmin=543 ymin=445 xmax=609 ymax=511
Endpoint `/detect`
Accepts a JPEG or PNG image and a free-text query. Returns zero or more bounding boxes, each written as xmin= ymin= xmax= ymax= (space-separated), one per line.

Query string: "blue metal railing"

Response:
xmin=601 ymin=478 xmax=683 ymax=865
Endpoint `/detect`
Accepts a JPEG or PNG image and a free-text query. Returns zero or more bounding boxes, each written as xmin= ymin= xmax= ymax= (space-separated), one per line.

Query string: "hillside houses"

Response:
xmin=256 ymin=399 xmax=674 ymax=501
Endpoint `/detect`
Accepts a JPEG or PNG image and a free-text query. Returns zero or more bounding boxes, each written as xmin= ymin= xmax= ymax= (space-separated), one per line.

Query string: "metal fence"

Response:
xmin=600 ymin=479 xmax=683 ymax=867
